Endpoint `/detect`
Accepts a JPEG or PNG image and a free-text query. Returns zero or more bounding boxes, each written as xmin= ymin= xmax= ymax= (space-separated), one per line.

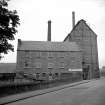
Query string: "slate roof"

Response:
xmin=18 ymin=41 xmax=81 ymax=52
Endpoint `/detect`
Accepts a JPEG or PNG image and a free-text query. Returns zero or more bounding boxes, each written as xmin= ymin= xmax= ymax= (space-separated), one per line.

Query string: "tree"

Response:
xmin=0 ymin=0 xmax=20 ymax=58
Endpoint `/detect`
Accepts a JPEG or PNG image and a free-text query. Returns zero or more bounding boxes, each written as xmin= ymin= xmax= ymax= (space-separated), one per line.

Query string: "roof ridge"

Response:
xmin=64 ymin=19 xmax=97 ymax=41
xmin=18 ymin=41 xmax=81 ymax=51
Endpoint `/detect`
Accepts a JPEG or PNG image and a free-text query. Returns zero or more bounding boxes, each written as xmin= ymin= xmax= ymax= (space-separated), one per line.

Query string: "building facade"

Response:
xmin=16 ymin=13 xmax=100 ymax=80
xmin=64 ymin=19 xmax=100 ymax=79
xmin=16 ymin=41 xmax=82 ymax=80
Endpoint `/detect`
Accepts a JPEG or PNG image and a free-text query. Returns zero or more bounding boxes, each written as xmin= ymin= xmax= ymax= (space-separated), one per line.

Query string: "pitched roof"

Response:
xmin=64 ymin=19 xmax=97 ymax=41
xmin=18 ymin=41 xmax=81 ymax=52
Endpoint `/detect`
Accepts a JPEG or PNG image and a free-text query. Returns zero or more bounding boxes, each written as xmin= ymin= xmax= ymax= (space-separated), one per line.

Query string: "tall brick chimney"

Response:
xmin=47 ymin=20 xmax=51 ymax=41
xmin=72 ymin=11 xmax=75 ymax=28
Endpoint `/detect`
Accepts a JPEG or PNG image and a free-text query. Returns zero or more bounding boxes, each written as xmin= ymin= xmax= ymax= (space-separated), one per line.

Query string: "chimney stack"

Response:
xmin=47 ymin=20 xmax=51 ymax=41
xmin=72 ymin=11 xmax=75 ymax=28
xmin=18 ymin=39 xmax=22 ymax=47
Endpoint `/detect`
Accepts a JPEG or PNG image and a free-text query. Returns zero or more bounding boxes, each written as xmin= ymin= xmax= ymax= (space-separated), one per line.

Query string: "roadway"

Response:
xmin=2 ymin=77 xmax=105 ymax=105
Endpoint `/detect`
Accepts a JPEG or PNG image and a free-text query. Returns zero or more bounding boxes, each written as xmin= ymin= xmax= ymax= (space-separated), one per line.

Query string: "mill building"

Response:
xmin=16 ymin=12 xmax=100 ymax=80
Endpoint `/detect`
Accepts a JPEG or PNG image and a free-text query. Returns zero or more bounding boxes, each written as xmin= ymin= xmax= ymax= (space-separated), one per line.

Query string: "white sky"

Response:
xmin=0 ymin=0 xmax=105 ymax=68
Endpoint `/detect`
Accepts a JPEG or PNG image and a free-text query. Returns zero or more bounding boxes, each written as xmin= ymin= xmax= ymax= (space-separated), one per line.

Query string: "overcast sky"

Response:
xmin=0 ymin=0 xmax=105 ymax=68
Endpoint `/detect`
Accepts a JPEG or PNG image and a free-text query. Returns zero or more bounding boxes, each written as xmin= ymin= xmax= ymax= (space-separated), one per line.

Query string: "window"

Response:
xmin=48 ymin=63 xmax=54 ymax=69
xmin=36 ymin=73 xmax=40 ymax=79
xmin=60 ymin=62 xmax=65 ymax=68
xmin=48 ymin=52 xmax=53 ymax=58
xmin=24 ymin=51 xmax=30 ymax=58
xmin=55 ymin=73 xmax=59 ymax=77
xmin=35 ymin=62 xmax=41 ymax=68
xmin=59 ymin=52 xmax=64 ymax=58
xmin=42 ymin=73 xmax=46 ymax=77
xmin=24 ymin=51 xmax=32 ymax=59
xmin=70 ymin=57 xmax=75 ymax=60
xmin=24 ymin=61 xmax=29 ymax=67
xmin=49 ymin=73 xmax=52 ymax=76
xmin=36 ymin=52 xmax=41 ymax=58
xmin=24 ymin=59 xmax=30 ymax=67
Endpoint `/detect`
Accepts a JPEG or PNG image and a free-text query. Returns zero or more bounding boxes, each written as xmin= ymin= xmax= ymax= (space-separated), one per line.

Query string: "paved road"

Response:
xmin=7 ymin=78 xmax=105 ymax=105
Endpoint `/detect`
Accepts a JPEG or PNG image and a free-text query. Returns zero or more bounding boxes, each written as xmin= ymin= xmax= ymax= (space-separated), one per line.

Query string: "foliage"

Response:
xmin=0 ymin=0 xmax=20 ymax=58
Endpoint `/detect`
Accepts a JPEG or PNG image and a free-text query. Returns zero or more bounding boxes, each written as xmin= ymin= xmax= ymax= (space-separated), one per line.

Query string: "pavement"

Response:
xmin=0 ymin=80 xmax=91 ymax=105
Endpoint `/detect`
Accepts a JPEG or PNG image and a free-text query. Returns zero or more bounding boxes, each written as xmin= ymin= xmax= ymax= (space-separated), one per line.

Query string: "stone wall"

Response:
xmin=16 ymin=50 xmax=82 ymax=80
xmin=64 ymin=20 xmax=100 ymax=79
